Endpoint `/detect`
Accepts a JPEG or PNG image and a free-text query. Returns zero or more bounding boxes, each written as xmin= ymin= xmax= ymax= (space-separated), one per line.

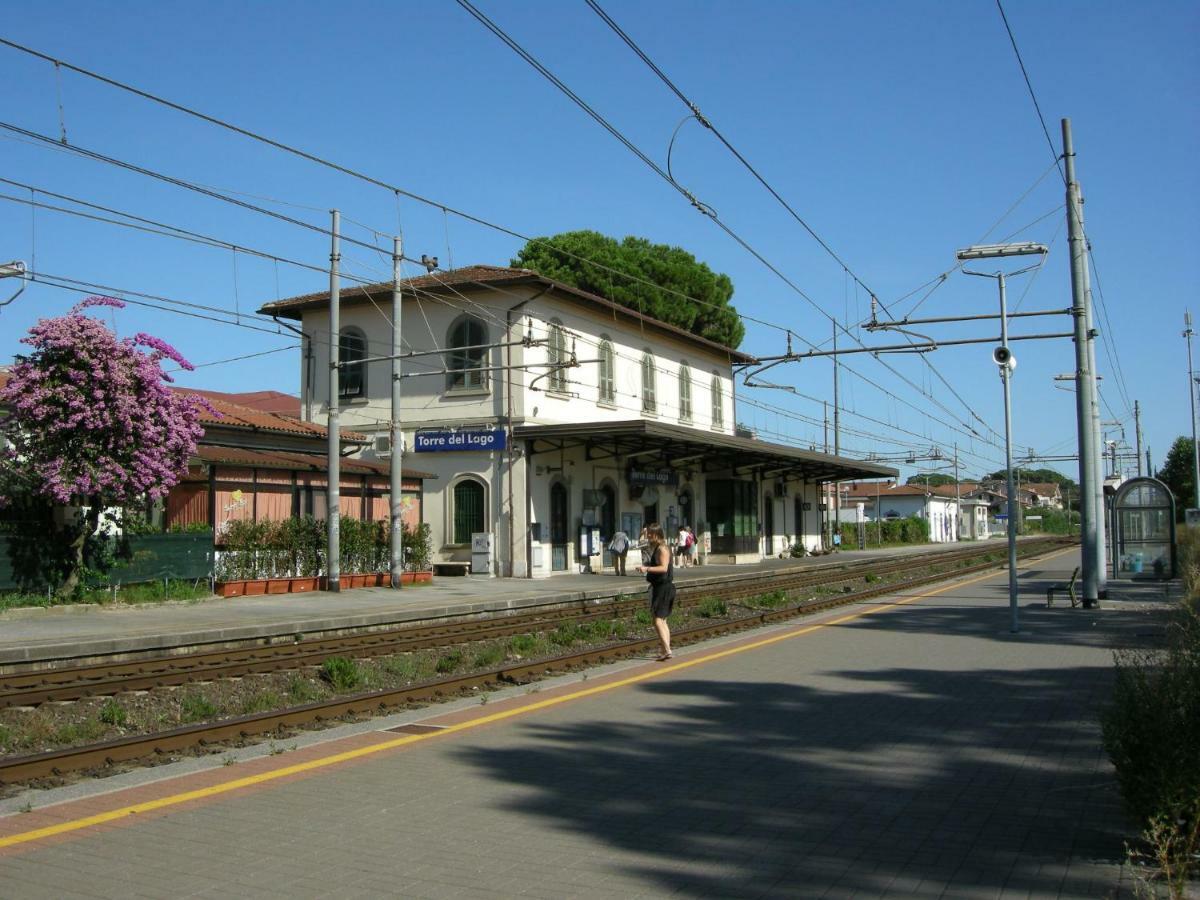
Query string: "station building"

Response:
xmin=258 ymin=265 xmax=896 ymax=577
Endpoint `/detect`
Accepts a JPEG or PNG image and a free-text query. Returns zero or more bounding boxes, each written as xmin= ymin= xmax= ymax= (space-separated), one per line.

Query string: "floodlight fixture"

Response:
xmin=955 ymin=242 xmax=1048 ymax=261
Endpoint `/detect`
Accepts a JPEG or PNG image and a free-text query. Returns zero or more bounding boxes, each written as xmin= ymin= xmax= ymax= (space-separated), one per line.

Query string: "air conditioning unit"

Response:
xmin=373 ymin=434 xmax=392 ymax=458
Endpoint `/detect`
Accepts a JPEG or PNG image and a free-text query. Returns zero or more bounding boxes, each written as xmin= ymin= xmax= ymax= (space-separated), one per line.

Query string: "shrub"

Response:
xmin=1102 ymin=603 xmax=1200 ymax=885
xmin=403 ymin=523 xmax=433 ymax=573
xmin=696 ymin=597 xmax=727 ymax=618
xmin=435 ymin=650 xmax=464 ymax=674
xmin=319 ymin=657 xmax=363 ymax=691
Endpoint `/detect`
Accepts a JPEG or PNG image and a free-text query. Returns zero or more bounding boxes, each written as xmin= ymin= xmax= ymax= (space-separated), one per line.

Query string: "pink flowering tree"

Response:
xmin=0 ymin=297 xmax=209 ymax=596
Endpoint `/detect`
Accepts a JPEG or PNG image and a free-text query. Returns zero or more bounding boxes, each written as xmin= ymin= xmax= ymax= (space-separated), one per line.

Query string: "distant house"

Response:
xmin=164 ymin=389 xmax=432 ymax=537
xmin=1023 ymin=482 xmax=1064 ymax=509
xmin=836 ymin=481 xmax=960 ymax=543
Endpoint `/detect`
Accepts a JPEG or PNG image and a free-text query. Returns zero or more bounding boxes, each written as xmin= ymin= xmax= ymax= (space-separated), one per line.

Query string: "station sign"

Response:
xmin=627 ymin=467 xmax=679 ymax=488
xmin=414 ymin=429 xmax=507 ymax=452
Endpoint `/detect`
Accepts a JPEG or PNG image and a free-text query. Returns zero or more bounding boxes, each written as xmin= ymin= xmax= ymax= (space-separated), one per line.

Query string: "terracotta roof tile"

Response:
xmin=174 ymin=388 xmax=367 ymax=442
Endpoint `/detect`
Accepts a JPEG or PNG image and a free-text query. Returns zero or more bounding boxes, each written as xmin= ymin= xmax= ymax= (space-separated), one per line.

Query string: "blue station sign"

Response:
xmin=414 ymin=429 xmax=507 ymax=452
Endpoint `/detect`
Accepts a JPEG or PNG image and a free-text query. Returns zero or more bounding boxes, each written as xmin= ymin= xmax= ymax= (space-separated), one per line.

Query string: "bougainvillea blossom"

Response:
xmin=0 ymin=296 xmax=209 ymax=506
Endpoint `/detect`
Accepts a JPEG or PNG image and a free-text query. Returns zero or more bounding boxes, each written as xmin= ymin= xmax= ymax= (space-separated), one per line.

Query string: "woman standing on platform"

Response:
xmin=635 ymin=523 xmax=675 ymax=661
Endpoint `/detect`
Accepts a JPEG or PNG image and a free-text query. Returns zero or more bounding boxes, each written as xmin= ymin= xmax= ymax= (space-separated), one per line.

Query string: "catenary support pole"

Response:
xmin=327 ymin=210 xmax=341 ymax=593
xmin=1134 ymin=400 xmax=1144 ymax=477
xmin=1186 ymin=312 xmax=1200 ymax=510
xmin=390 ymin=236 xmax=404 ymax=589
xmin=1082 ymin=231 xmax=1107 ymax=595
xmin=1063 ymin=119 xmax=1099 ymax=608
xmin=954 ymin=443 xmax=960 ymax=542
xmin=999 ymin=273 xmax=1019 ymax=632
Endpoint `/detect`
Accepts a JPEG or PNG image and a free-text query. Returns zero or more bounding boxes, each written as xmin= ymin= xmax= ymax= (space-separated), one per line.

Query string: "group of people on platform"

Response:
xmin=605 ymin=525 xmax=696 ymax=577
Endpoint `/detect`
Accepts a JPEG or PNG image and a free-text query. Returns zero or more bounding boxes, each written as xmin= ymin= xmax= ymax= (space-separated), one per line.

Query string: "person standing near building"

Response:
xmin=684 ymin=525 xmax=697 ymax=567
xmin=635 ymin=523 xmax=675 ymax=660
xmin=608 ymin=528 xmax=630 ymax=576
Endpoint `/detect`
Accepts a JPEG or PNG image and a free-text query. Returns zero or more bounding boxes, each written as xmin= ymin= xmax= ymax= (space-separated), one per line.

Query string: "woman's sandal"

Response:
xmin=657 ymin=653 xmax=673 ymax=661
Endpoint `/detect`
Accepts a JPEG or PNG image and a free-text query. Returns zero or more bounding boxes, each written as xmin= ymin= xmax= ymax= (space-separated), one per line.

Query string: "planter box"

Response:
xmin=216 ymin=572 xmax=430 ymax=595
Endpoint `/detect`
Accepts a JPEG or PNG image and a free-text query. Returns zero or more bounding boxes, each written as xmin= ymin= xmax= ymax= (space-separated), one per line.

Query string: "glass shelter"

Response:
xmin=1112 ymin=477 xmax=1175 ymax=580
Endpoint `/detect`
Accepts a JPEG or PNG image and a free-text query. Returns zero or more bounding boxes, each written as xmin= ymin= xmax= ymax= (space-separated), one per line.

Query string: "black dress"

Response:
xmin=646 ymin=547 xmax=676 ymax=619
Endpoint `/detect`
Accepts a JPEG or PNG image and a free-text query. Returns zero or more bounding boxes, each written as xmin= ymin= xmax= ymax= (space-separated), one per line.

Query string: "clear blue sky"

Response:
xmin=1 ymin=1 xmax=1197 ymax=484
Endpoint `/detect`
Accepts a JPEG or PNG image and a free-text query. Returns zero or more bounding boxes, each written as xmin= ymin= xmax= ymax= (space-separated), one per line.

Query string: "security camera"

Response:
xmin=992 ymin=346 xmax=1016 ymax=371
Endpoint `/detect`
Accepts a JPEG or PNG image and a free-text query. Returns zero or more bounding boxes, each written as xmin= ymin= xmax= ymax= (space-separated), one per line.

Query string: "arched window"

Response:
xmin=547 ymin=320 xmax=568 ymax=393
xmin=339 ymin=328 xmax=367 ymax=400
xmin=641 ymin=350 xmax=657 ymax=414
xmin=599 ymin=483 xmax=616 ymax=540
xmin=678 ymin=362 xmax=693 ymax=422
xmin=597 ymin=338 xmax=615 ymax=405
xmin=452 ymin=478 xmax=485 ymax=544
xmin=446 ymin=316 xmax=487 ymax=392
xmin=711 ymin=372 xmax=724 ymax=427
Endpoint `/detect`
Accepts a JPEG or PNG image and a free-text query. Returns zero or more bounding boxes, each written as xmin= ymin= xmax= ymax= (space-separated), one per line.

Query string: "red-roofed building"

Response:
xmin=164 ymin=388 xmax=432 ymax=536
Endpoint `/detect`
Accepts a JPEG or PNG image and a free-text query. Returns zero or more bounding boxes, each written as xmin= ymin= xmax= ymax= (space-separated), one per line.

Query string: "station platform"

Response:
xmin=0 ymin=538 xmax=1046 ymax=669
xmin=0 ymin=547 xmax=1175 ymax=897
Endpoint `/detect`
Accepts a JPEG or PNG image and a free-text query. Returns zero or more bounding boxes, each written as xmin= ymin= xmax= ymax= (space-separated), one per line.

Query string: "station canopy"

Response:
xmin=513 ymin=420 xmax=898 ymax=484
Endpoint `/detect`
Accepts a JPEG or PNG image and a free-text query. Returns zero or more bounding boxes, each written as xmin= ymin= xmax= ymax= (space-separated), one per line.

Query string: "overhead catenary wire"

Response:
xmin=450 ymin=2 xmax=1020 ymax=445
xmin=992 ymin=2 xmax=1131 ymax=423
xmin=4 ymin=41 xmax=1001 ymax=452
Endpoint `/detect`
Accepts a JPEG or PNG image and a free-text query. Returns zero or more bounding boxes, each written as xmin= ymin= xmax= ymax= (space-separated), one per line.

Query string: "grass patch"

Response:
xmin=435 ymin=650 xmax=464 ymax=674
xmin=634 ymin=609 xmax=652 ymax=626
xmin=696 ymin=597 xmax=727 ymax=618
xmin=0 ymin=579 xmax=213 ymax=612
xmin=380 ymin=654 xmax=437 ymax=682
xmin=0 ymin=724 xmax=10 ymax=750
xmin=180 ymin=692 xmax=218 ymax=723
xmin=471 ymin=643 xmax=506 ymax=669
xmin=507 ymin=634 xmax=543 ymax=656
xmin=98 ymin=698 xmax=127 ymax=727
xmin=54 ymin=718 xmax=108 ymax=744
xmin=286 ymin=675 xmax=322 ymax=704
xmin=750 ymin=590 xmax=788 ymax=609
xmin=240 ymin=690 xmax=282 ymax=715
xmin=319 ymin=657 xmax=364 ymax=692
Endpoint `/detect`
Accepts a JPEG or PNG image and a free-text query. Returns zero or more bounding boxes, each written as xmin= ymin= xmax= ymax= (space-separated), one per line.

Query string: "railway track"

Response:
xmin=0 ymin=537 xmax=1072 ymax=785
xmin=1 ymin=539 xmax=1058 ymax=708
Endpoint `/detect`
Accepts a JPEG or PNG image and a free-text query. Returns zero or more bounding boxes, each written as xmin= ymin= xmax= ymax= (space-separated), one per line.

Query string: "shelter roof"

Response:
xmin=512 ymin=420 xmax=896 ymax=483
xmin=192 ymin=445 xmax=434 ymax=479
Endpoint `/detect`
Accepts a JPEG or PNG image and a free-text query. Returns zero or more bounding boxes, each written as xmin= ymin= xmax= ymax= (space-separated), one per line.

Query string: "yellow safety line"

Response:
xmin=0 ymin=546 xmax=1075 ymax=850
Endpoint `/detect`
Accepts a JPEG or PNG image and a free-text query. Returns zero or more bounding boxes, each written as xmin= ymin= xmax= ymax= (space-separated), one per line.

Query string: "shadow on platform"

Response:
xmin=449 ymin=661 xmax=1138 ymax=897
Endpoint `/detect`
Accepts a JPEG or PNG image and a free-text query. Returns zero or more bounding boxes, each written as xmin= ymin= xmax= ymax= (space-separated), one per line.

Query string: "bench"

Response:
xmin=432 ymin=561 xmax=472 ymax=577
xmin=1046 ymin=566 xmax=1081 ymax=608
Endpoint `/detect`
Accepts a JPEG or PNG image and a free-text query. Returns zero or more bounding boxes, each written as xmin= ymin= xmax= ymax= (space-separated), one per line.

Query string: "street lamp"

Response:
xmin=957 ymin=242 xmax=1049 ymax=633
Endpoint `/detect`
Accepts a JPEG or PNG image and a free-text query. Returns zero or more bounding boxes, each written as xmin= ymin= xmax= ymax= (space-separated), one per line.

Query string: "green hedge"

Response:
xmin=839 ymin=515 xmax=931 ymax=548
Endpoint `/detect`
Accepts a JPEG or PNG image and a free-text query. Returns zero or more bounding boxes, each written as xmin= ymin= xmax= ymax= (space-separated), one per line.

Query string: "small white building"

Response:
xmin=259 ymin=265 xmax=896 ymax=576
xmin=838 ymin=482 xmax=963 ymax=543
